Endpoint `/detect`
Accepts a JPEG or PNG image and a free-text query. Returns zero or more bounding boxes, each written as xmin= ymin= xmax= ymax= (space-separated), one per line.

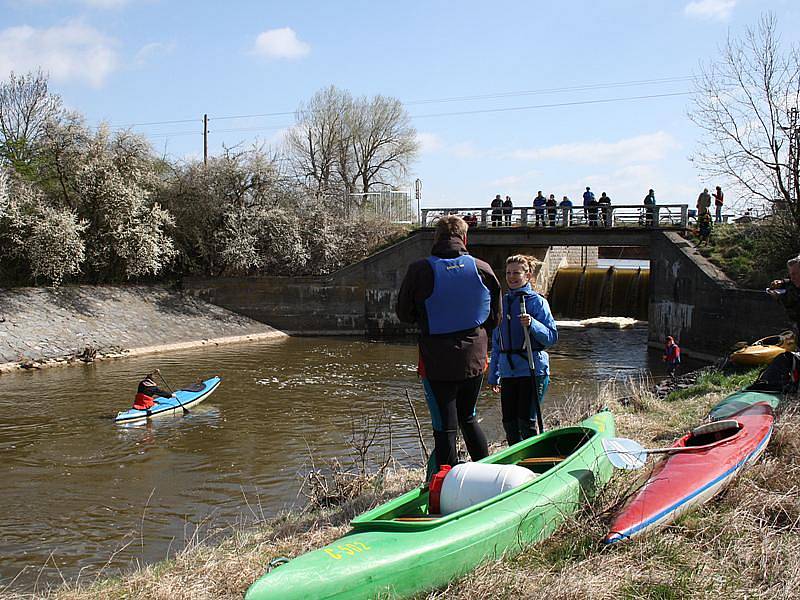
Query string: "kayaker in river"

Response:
xmin=396 ymin=215 xmax=501 ymax=478
xmin=663 ymin=336 xmax=681 ymax=379
xmin=767 ymin=255 xmax=800 ymax=339
xmin=488 ymin=255 xmax=558 ymax=445
xmin=134 ymin=370 xmax=172 ymax=410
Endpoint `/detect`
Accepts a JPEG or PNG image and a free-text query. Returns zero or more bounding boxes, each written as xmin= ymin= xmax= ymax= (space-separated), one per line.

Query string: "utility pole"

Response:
xmin=203 ymin=114 xmax=208 ymax=167
xmin=415 ymin=178 xmax=422 ymax=224
xmin=788 ymin=107 xmax=798 ymax=209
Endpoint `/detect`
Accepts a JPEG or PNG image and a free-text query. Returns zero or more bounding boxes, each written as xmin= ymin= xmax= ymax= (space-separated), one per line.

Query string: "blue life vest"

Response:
xmin=499 ymin=291 xmax=544 ymax=366
xmin=425 ymin=255 xmax=491 ymax=335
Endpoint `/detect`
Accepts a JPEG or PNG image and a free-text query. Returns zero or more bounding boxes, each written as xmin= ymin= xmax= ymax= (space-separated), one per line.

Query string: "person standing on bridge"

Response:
xmin=503 ymin=195 xmax=513 ymax=226
xmin=546 ymin=194 xmax=558 ymax=227
xmin=582 ymin=187 xmax=595 ymax=223
xmin=559 ymin=195 xmax=573 ymax=226
xmin=396 ymin=215 xmax=501 ymax=477
xmin=598 ymin=192 xmax=612 ymax=227
xmin=490 ymin=194 xmax=503 ymax=227
xmin=489 ymin=255 xmax=558 ymax=445
xmin=643 ymin=188 xmax=656 ymax=227
xmin=533 ymin=191 xmax=547 ymax=226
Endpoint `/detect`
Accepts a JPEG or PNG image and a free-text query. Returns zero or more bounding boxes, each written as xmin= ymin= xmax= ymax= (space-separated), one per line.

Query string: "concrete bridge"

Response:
xmin=186 ymin=223 xmax=789 ymax=361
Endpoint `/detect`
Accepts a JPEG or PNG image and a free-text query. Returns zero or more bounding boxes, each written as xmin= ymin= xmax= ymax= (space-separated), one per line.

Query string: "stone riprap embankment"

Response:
xmin=0 ymin=285 xmax=286 ymax=373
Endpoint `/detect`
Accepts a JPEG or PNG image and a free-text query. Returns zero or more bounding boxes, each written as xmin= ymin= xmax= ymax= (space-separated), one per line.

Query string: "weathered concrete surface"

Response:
xmin=185 ymin=230 xmax=597 ymax=336
xmin=649 ymin=231 xmax=791 ymax=360
xmin=0 ymin=285 xmax=285 ymax=372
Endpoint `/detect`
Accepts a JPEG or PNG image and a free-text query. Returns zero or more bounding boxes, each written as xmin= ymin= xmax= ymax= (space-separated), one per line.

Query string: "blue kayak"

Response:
xmin=114 ymin=376 xmax=222 ymax=424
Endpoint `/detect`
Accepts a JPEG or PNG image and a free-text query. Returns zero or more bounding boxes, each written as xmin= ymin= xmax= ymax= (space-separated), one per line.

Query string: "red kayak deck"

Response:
xmin=604 ymin=402 xmax=773 ymax=543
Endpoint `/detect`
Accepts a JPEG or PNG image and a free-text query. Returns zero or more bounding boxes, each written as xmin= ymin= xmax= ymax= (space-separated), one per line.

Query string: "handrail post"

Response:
xmin=680 ymin=204 xmax=688 ymax=228
xmin=520 ymin=207 xmax=528 ymax=227
xmin=480 ymin=208 xmax=488 ymax=228
xmin=652 ymin=206 xmax=661 ymax=228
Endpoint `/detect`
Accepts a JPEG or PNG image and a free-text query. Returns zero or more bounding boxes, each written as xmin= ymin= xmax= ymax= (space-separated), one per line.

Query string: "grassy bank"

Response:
xmin=7 ymin=370 xmax=799 ymax=600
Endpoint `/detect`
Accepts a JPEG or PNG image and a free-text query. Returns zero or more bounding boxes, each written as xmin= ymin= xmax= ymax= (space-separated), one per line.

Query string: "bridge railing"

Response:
xmin=420 ymin=204 xmax=689 ymax=229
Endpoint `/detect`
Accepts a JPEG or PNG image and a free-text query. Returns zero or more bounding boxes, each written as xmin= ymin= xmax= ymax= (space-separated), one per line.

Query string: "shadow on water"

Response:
xmin=0 ymin=327 xmax=693 ymax=592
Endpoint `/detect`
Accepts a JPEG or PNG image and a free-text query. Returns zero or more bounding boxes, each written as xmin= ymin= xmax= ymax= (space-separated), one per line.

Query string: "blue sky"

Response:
xmin=1 ymin=0 xmax=799 ymax=211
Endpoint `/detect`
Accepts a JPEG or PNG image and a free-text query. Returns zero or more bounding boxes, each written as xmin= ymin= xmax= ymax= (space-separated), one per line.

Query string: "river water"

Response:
xmin=0 ymin=329 xmax=696 ymax=592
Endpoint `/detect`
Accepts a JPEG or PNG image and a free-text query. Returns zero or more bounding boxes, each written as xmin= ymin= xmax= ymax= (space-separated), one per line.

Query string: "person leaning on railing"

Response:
xmin=643 ymin=189 xmax=656 ymax=226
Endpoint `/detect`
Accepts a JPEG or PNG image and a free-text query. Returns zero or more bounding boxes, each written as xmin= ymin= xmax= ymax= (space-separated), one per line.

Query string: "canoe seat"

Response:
xmin=517 ymin=456 xmax=565 ymax=466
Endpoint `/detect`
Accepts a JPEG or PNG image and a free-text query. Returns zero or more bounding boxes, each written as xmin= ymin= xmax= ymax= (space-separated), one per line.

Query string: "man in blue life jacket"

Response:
xmin=396 ymin=215 xmax=502 ymax=479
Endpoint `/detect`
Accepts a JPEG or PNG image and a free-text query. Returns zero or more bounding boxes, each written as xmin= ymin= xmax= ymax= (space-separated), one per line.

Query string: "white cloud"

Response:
xmin=252 ymin=27 xmax=310 ymax=60
xmin=417 ymin=132 xmax=444 ymax=154
xmin=508 ymin=131 xmax=678 ymax=165
xmin=683 ymin=0 xmax=736 ymax=21
xmin=134 ymin=41 xmax=175 ymax=66
xmin=0 ymin=21 xmax=118 ymax=87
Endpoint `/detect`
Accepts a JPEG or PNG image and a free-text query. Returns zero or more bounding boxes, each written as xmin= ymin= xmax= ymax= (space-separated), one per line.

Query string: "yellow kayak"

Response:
xmin=729 ymin=331 xmax=796 ymax=367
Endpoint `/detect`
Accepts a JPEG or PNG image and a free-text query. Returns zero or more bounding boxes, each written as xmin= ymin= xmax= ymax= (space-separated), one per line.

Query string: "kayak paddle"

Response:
xmin=521 ymin=295 xmax=545 ymax=434
xmin=600 ymin=437 xmax=701 ymax=470
xmin=602 ymin=419 xmax=742 ymax=470
xmin=156 ymin=370 xmax=190 ymax=415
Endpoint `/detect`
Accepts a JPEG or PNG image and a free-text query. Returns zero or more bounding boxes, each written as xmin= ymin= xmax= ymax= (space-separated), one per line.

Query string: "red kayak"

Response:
xmin=604 ymin=402 xmax=773 ymax=543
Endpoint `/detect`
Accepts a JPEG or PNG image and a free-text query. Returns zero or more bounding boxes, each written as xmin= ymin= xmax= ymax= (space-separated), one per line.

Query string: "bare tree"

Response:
xmin=285 ymin=86 xmax=419 ymax=204
xmin=350 ymin=94 xmax=419 ymax=194
xmin=285 ymin=86 xmax=351 ymax=197
xmin=689 ymin=13 xmax=800 ymax=230
xmin=0 ymin=70 xmax=63 ymax=173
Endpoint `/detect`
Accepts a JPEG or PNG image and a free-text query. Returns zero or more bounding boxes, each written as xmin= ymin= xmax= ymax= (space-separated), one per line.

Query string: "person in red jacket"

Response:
xmin=663 ymin=336 xmax=681 ymax=379
xmin=133 ymin=370 xmax=172 ymax=410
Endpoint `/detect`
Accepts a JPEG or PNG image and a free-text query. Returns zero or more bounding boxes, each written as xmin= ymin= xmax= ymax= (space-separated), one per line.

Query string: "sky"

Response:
xmin=1 ymin=0 xmax=799 ymax=212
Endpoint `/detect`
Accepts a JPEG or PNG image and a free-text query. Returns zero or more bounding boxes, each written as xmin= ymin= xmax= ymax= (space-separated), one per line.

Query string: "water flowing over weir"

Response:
xmin=549 ymin=266 xmax=649 ymax=320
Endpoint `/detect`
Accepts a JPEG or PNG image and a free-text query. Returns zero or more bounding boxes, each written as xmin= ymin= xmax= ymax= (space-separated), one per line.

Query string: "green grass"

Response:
xmin=690 ymin=221 xmax=799 ymax=289
xmin=666 ymin=368 xmax=760 ymax=402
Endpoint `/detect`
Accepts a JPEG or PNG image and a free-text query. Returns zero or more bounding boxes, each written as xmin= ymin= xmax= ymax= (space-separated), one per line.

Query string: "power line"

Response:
xmin=410 ymin=91 xmax=691 ymax=119
xmin=107 ymin=75 xmax=692 ymax=131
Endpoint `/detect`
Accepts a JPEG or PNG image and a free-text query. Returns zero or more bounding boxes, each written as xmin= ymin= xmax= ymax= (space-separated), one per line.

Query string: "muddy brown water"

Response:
xmin=0 ymin=329 xmax=700 ymax=592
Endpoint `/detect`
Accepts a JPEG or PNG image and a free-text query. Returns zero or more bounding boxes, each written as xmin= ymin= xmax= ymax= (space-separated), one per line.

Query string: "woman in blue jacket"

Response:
xmin=489 ymin=255 xmax=558 ymax=445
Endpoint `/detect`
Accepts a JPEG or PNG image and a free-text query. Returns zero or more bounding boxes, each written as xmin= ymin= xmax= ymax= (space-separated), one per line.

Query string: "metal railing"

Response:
xmin=420 ymin=204 xmax=690 ymax=229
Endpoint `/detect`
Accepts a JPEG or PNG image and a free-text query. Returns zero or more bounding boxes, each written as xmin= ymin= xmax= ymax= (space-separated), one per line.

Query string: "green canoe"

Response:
xmin=245 ymin=411 xmax=616 ymax=600
xmin=708 ymin=389 xmax=781 ymax=421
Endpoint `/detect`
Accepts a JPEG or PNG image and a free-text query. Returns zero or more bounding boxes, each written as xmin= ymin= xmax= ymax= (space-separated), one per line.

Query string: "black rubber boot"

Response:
xmin=503 ymin=420 xmax=521 ymax=447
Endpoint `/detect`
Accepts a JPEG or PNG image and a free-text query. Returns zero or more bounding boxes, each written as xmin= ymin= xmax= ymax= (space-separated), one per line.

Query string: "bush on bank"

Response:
xmin=0 ymin=88 xmax=410 ymax=287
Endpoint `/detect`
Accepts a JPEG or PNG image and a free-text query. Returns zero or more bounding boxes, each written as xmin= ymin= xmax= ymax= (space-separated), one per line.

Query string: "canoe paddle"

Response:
xmin=155 ymin=370 xmax=190 ymax=415
xmin=600 ymin=437 xmax=702 ymax=470
xmin=521 ymin=295 xmax=545 ymax=434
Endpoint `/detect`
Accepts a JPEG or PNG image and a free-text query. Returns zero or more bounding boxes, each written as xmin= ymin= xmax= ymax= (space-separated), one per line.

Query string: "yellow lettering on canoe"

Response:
xmin=592 ymin=415 xmax=606 ymax=432
xmin=324 ymin=541 xmax=371 ymax=560
xmin=324 ymin=548 xmax=342 ymax=560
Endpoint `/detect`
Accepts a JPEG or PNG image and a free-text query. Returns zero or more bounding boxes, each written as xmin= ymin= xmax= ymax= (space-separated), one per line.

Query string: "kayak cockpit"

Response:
xmin=681 ymin=419 xmax=743 ymax=449
xmin=351 ymin=427 xmax=595 ymax=531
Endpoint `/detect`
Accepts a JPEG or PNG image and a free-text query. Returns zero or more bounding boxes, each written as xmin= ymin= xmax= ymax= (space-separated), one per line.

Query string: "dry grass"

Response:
xmin=6 ymin=378 xmax=799 ymax=600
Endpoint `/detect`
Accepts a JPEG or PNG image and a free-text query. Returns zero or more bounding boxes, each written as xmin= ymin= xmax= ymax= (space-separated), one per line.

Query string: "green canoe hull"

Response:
xmin=708 ymin=390 xmax=781 ymax=421
xmin=245 ymin=412 xmax=616 ymax=600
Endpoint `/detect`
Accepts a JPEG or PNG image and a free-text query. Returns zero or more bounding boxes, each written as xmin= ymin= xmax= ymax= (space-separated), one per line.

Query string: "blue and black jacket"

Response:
xmin=488 ymin=284 xmax=558 ymax=384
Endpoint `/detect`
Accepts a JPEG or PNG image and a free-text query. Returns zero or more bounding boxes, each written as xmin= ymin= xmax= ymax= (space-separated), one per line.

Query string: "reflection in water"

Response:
xmin=0 ymin=329 xmax=694 ymax=591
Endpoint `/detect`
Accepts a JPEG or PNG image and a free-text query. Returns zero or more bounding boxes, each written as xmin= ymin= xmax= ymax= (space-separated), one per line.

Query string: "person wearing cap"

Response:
xmin=133 ymin=370 xmax=172 ymax=410
xmin=582 ymin=186 xmax=595 ymax=223
xmin=663 ymin=336 xmax=681 ymax=379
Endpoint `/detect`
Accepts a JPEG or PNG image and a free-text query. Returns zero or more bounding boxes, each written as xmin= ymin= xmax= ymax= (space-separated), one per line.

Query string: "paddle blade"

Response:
xmin=602 ymin=437 xmax=647 ymax=470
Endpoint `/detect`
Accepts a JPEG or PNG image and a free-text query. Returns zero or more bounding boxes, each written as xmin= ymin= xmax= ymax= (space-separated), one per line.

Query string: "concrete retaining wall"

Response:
xmin=649 ymin=231 xmax=791 ymax=360
xmin=0 ymin=285 xmax=285 ymax=372
xmin=186 ymin=230 xmax=596 ymax=336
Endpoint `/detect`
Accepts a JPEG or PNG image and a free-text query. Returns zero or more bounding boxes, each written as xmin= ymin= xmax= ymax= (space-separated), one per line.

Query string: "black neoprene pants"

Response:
xmin=424 ymin=375 xmax=489 ymax=468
